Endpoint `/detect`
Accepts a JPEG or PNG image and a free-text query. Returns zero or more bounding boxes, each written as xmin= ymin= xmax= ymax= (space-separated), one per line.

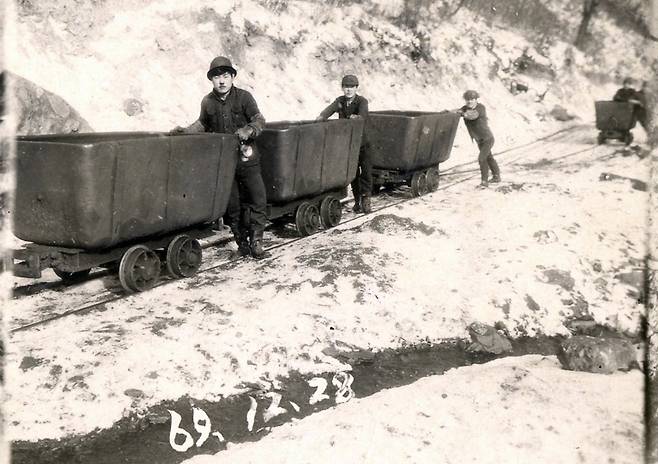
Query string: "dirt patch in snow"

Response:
xmin=539 ymin=267 xmax=575 ymax=291
xmin=357 ymin=213 xmax=440 ymax=237
xmin=289 ymin=243 xmax=395 ymax=304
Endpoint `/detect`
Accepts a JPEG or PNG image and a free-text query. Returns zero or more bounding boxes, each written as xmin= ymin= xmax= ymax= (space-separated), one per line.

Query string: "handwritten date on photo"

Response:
xmin=168 ymin=372 xmax=355 ymax=452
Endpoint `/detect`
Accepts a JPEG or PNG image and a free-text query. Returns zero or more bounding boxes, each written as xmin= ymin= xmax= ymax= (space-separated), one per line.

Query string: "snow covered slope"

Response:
xmin=6 ymin=0 xmax=653 ymax=144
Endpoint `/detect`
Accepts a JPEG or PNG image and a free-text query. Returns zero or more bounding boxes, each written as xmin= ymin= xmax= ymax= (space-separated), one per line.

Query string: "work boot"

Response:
xmin=352 ymin=197 xmax=362 ymax=213
xmin=231 ymin=228 xmax=251 ymax=257
xmin=361 ymin=195 xmax=372 ymax=214
xmin=250 ymin=230 xmax=266 ymax=259
xmin=476 ymin=181 xmax=489 ymax=189
xmin=490 ymin=174 xmax=501 ymax=183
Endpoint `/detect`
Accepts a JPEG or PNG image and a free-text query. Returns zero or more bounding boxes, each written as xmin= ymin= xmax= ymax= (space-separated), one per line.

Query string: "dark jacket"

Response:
xmin=319 ymin=95 xmax=369 ymax=143
xmin=613 ymin=88 xmax=637 ymax=103
xmin=199 ymin=86 xmax=266 ymax=165
xmin=460 ymin=102 xmax=494 ymax=142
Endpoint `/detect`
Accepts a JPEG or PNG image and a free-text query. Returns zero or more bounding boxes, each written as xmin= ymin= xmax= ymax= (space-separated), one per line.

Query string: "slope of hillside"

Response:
xmin=6 ymin=0 xmax=653 ymax=144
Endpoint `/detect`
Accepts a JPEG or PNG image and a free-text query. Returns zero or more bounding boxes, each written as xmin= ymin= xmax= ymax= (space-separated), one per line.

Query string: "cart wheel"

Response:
xmin=623 ymin=131 xmax=633 ymax=146
xmin=410 ymin=172 xmax=421 ymax=197
xmin=53 ymin=268 xmax=91 ymax=282
xmin=420 ymin=172 xmax=429 ymax=194
xmin=166 ymin=235 xmax=202 ymax=278
xmin=295 ymin=202 xmax=312 ymax=236
xmin=411 ymin=171 xmax=428 ymax=196
xmin=320 ymin=196 xmax=342 ymax=228
xmin=426 ymin=167 xmax=440 ymax=192
xmin=305 ymin=204 xmax=321 ymax=233
xmin=597 ymin=132 xmax=606 ymax=145
xmin=119 ymin=245 xmax=161 ymax=293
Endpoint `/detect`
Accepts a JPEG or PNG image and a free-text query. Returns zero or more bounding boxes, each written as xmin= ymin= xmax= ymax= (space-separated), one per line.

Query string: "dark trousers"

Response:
xmin=635 ymin=107 xmax=647 ymax=131
xmin=351 ymin=143 xmax=373 ymax=199
xmin=223 ymin=162 xmax=267 ymax=237
xmin=477 ymin=138 xmax=499 ymax=182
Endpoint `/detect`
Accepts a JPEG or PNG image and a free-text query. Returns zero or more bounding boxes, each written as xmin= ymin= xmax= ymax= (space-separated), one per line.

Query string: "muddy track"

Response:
xmin=9 ymin=124 xmax=599 ymax=333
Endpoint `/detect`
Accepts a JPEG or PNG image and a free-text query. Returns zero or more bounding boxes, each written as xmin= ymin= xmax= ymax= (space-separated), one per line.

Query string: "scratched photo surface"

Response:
xmin=1 ymin=1 xmax=657 ymax=463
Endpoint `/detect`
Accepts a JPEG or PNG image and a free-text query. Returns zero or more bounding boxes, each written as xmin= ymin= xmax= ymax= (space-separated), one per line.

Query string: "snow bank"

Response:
xmin=182 ymin=355 xmax=644 ymax=464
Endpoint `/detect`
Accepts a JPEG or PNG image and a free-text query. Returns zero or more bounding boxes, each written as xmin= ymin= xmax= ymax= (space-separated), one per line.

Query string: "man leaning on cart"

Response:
xmin=172 ymin=56 xmax=268 ymax=259
xmin=316 ymin=74 xmax=373 ymax=214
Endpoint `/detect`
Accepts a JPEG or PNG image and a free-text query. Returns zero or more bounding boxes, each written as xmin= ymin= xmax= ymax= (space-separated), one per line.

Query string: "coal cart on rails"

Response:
xmin=367 ymin=110 xmax=460 ymax=197
xmin=10 ymin=132 xmax=238 ymax=292
xmin=257 ymin=118 xmax=364 ymax=236
xmin=595 ymin=101 xmax=636 ymax=146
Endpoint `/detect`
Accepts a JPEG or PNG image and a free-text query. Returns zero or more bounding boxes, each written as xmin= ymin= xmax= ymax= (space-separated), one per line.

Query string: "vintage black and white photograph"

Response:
xmin=0 ymin=0 xmax=657 ymax=463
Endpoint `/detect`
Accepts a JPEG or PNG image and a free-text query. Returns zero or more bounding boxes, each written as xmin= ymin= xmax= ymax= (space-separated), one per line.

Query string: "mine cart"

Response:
xmin=595 ymin=101 xmax=636 ymax=145
xmin=366 ymin=110 xmax=460 ymax=196
xmin=12 ymin=132 xmax=238 ymax=292
xmin=257 ymin=118 xmax=364 ymax=236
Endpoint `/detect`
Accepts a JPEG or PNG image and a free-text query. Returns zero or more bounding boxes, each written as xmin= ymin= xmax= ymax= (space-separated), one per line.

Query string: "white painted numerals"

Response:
xmin=168 ymin=409 xmax=225 ymax=453
xmin=263 ymin=392 xmax=289 ymax=423
xmin=193 ymin=407 xmax=212 ymax=447
xmin=307 ymin=377 xmax=330 ymax=405
xmin=168 ymin=371 xmax=356 ymax=452
xmin=167 ymin=410 xmax=194 ymax=453
xmin=308 ymin=372 xmax=355 ymax=405
xmin=332 ymin=372 xmax=355 ymax=404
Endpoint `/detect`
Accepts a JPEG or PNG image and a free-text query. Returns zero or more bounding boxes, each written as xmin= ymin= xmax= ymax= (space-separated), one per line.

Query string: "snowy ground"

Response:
xmin=3 ymin=124 xmax=649 ymax=451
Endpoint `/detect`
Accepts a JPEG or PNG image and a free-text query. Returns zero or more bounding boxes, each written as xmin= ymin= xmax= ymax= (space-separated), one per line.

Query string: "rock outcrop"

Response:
xmin=8 ymin=72 xmax=93 ymax=135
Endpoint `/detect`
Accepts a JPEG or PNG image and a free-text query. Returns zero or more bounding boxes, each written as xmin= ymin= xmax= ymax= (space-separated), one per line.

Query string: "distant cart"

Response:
xmin=257 ymin=118 xmax=364 ymax=236
xmin=367 ymin=110 xmax=460 ymax=196
xmin=595 ymin=101 xmax=635 ymax=145
xmin=12 ymin=132 xmax=238 ymax=292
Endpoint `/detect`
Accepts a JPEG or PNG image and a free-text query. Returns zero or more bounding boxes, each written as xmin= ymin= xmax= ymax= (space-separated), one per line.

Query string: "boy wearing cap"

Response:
xmin=613 ymin=77 xmax=640 ymax=104
xmin=172 ymin=56 xmax=267 ymax=258
xmin=316 ymin=75 xmax=373 ymax=213
xmin=458 ymin=90 xmax=500 ymax=188
xmin=613 ymin=77 xmax=645 ymax=131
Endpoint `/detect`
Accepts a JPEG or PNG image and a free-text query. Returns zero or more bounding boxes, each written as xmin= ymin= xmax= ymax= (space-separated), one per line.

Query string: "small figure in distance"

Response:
xmin=316 ymin=75 xmax=373 ymax=214
xmin=613 ymin=77 xmax=640 ymax=105
xmin=455 ymin=90 xmax=500 ymax=189
xmin=171 ymin=56 xmax=268 ymax=259
xmin=612 ymin=77 xmax=646 ymax=140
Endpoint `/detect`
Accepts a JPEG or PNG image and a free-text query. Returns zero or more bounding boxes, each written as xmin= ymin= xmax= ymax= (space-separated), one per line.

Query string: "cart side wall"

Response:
xmin=321 ymin=119 xmax=363 ymax=191
xmin=110 ymin=137 xmax=171 ymax=245
xmin=595 ymin=101 xmax=635 ymax=131
xmin=367 ymin=111 xmax=460 ymax=171
xmin=258 ymin=128 xmax=301 ymax=202
xmin=14 ymin=144 xmax=116 ymax=248
xmin=167 ymin=136 xmax=238 ymax=229
xmin=433 ymin=112 xmax=460 ymax=164
xmin=367 ymin=115 xmax=410 ymax=170
xmin=15 ymin=133 xmax=238 ymax=249
xmin=258 ymin=119 xmax=363 ymax=204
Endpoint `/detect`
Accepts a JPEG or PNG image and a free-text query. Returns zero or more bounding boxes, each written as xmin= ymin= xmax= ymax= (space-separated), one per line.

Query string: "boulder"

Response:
xmin=466 ymin=322 xmax=513 ymax=355
xmin=8 ymin=71 xmax=93 ymax=135
xmin=558 ymin=335 xmax=637 ymax=374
